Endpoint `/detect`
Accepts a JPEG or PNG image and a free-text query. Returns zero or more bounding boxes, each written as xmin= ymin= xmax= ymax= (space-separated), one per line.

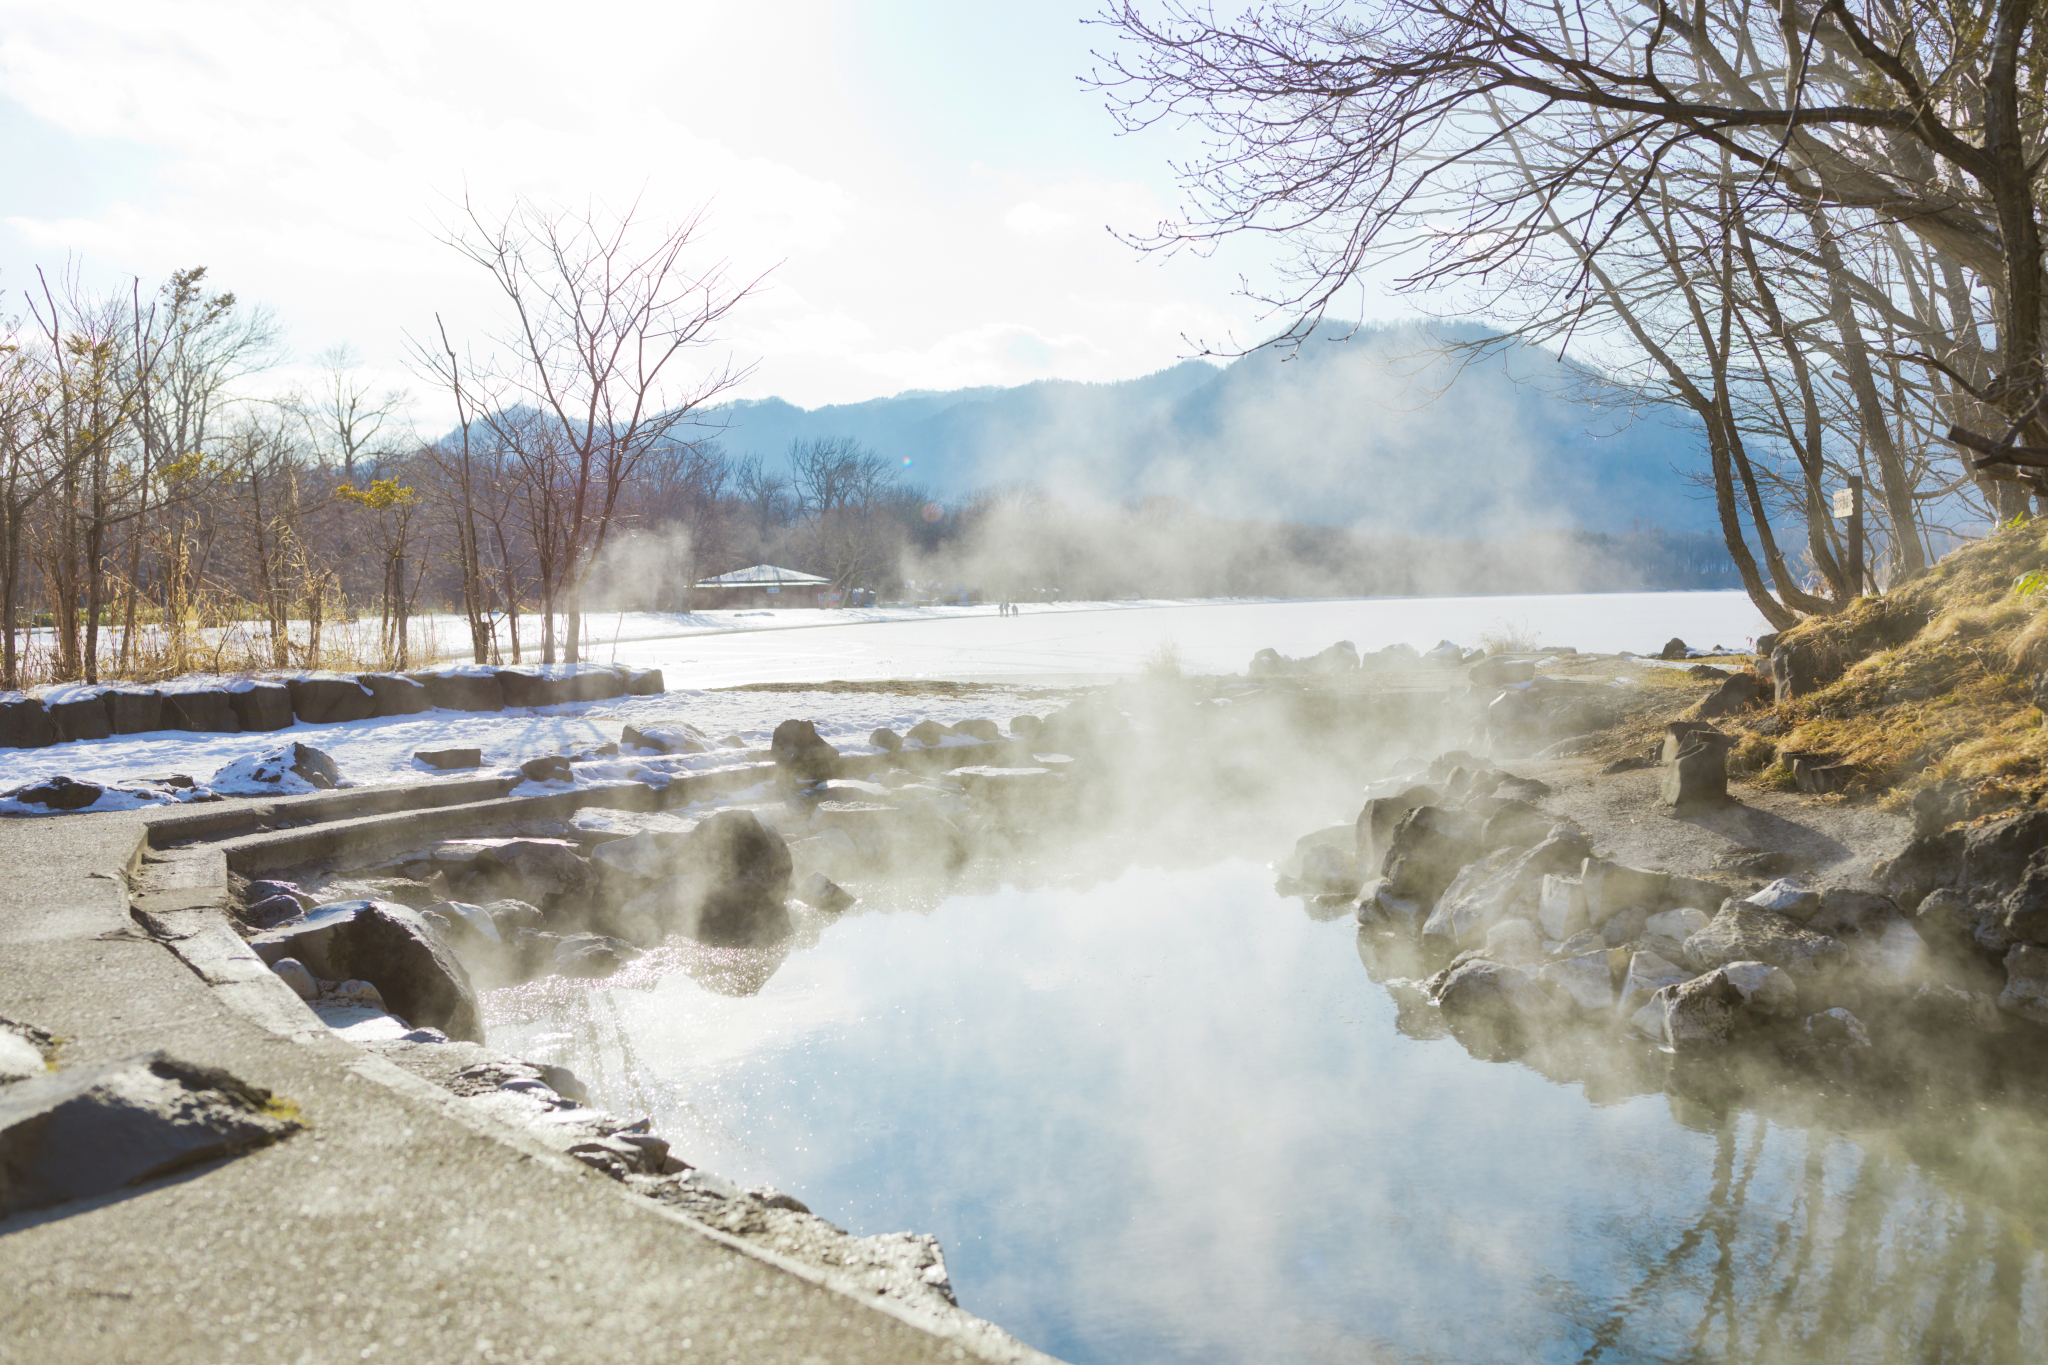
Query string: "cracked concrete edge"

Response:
xmin=128 ymin=819 xmax=1064 ymax=1365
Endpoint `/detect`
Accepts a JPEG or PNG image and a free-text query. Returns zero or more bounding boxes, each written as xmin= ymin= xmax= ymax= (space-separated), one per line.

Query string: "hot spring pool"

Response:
xmin=485 ymin=858 xmax=2048 ymax=1364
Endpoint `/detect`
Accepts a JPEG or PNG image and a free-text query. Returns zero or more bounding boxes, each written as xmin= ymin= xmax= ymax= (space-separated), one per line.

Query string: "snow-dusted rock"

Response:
xmin=1745 ymin=878 xmax=1822 ymax=919
xmin=1640 ymin=907 xmax=1711 ymax=964
xmin=208 ymin=742 xmax=340 ymax=795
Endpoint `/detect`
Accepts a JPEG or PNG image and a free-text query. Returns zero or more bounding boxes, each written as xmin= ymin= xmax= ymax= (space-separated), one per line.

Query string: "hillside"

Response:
xmin=711 ymin=322 xmax=1713 ymax=536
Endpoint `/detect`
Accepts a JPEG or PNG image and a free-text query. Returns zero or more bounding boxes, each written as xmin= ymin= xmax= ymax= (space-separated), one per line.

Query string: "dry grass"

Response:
xmin=1747 ymin=518 xmax=2048 ymax=806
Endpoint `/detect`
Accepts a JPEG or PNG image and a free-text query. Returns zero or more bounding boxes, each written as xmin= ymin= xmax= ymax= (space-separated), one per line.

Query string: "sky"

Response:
xmin=0 ymin=1 xmax=1396 ymax=420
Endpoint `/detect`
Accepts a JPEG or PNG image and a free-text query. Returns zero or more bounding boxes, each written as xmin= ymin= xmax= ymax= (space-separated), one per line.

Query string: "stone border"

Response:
xmin=1 ymin=663 xmax=665 ymax=748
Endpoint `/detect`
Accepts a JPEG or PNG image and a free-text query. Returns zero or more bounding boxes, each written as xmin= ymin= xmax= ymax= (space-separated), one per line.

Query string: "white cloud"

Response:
xmin=0 ymin=1 xmax=1320 ymax=414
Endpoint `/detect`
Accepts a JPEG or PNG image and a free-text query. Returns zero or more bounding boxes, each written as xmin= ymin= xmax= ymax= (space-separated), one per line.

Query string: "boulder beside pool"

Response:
xmin=161 ymin=683 xmax=242 ymax=734
xmin=250 ymin=899 xmax=483 ymax=1043
xmin=358 ymin=673 xmax=429 ymax=716
xmin=0 ymin=694 xmax=58 ymax=749
xmin=288 ymin=673 xmax=376 ymax=724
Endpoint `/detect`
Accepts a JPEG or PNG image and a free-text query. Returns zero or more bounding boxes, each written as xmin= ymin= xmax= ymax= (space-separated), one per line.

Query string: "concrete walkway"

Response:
xmin=0 ymin=808 xmax=1057 ymax=1365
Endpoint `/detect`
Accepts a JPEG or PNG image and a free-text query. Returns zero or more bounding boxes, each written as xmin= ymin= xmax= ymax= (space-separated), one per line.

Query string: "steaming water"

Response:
xmin=489 ymin=860 xmax=2048 ymax=1364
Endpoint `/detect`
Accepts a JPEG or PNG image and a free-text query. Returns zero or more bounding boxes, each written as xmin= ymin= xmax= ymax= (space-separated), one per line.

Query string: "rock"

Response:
xmin=1009 ymin=714 xmax=1042 ymax=740
xmin=1580 ymin=860 xmax=1669 ymax=927
xmin=477 ymin=839 xmax=590 ymax=903
xmin=1720 ymin=959 xmax=1799 ymax=1016
xmin=1914 ymin=885 xmax=2008 ymax=959
xmin=1353 ymin=879 xmax=1428 ymax=929
xmin=621 ymin=723 xmax=711 ymax=755
xmin=250 ymin=900 xmax=483 ymax=1042
xmin=568 ymin=668 xmax=626 ymax=703
xmin=247 ymin=879 xmax=311 ymax=909
xmin=953 ymin=717 xmax=1001 ymax=742
xmin=1745 ymin=878 xmax=1821 ymax=919
xmin=409 ymin=669 xmax=505 ymax=712
xmin=624 ymin=667 xmax=665 ymax=696
xmin=1423 ymin=825 xmax=1591 ymax=948
xmin=1659 ymin=720 xmax=1727 ymax=763
xmin=1805 ymin=1007 xmax=1870 ymax=1048
xmin=906 ymin=719 xmax=947 ymax=747
xmin=1381 ymin=805 xmax=1486 ymax=907
xmin=1658 ymin=637 xmax=1688 ymax=660
xmin=1481 ymin=801 xmax=1551 ymax=851
xmin=1961 ymin=810 xmax=2048 ymax=892
xmin=1423 ymin=640 xmax=1467 ymax=667
xmin=1661 ymin=972 xmax=1738 ymax=1051
xmin=334 ymin=978 xmax=385 ymax=1010
xmin=1303 ymin=640 xmax=1359 ymax=673
xmin=1808 ymin=888 xmax=1901 ymax=939
xmin=1683 ymin=901 xmax=1847 ymax=977
xmin=795 ymin=872 xmax=855 ymax=914
xmin=545 ymin=933 xmax=642 ymax=979
xmin=101 ymin=689 xmax=163 ymax=735
xmin=1618 ymin=950 xmax=1692 ymax=1016
xmin=1469 ymin=656 xmax=1536 ymax=687
xmin=1640 ymin=908 xmax=1711 ymax=963
xmin=590 ymin=830 xmax=681 ymax=884
xmin=162 ymin=687 xmax=241 ymax=733
xmin=1600 ymin=904 xmax=1650 ymax=947
xmin=869 ymin=727 xmax=904 ymax=752
xmin=618 ymin=810 xmax=794 ymax=947
xmin=208 ymin=742 xmax=339 ymax=793
xmin=1661 ymin=737 xmax=1728 ymax=807
xmin=1998 ymin=943 xmax=2048 ymax=1024
xmin=1687 ymin=664 xmax=1732 ymax=682
xmin=245 ymin=895 xmax=304 ymax=930
xmin=356 ymin=673 xmax=429 ymax=716
xmin=495 ymin=669 xmax=575 ymax=707
xmin=1538 ymin=874 xmax=1587 ymax=940
xmin=0 ymin=1053 xmax=301 ymax=1214
xmin=222 ymin=681 xmax=291 ymax=732
xmin=1248 ymin=647 xmax=1293 ymax=676
xmin=1659 ymin=873 xmax=1732 ymax=913
xmin=771 ymin=719 xmax=839 ymax=780
xmin=287 ymin=673 xmax=376 ymax=724
xmin=46 ymin=693 xmax=113 ymax=742
xmin=9 ymin=775 xmax=105 ymax=811
xmin=1874 ymin=829 xmax=1963 ymax=910
xmin=1354 ymin=785 xmax=1438 ymax=875
xmin=1434 ymin=960 xmax=1553 ymax=1025
xmin=1695 ymin=672 xmax=1762 ymax=718
xmin=520 ymin=755 xmax=574 ymax=783
xmin=1771 ymin=641 xmax=1830 ymax=704
xmin=1999 ymin=847 xmax=2048 ymax=945
xmin=0 ymin=695 xmax=58 ymax=748
xmin=1291 ymin=826 xmax=1361 ymax=895
xmin=1482 ymin=917 xmax=1542 ymax=964
xmin=415 ymin=748 xmax=482 ymax=770
xmin=1539 ymin=953 xmax=1614 ymax=1012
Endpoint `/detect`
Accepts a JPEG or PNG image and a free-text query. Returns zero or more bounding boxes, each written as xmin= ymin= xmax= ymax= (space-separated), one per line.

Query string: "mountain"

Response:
xmin=707 ymin=322 xmax=1713 ymax=535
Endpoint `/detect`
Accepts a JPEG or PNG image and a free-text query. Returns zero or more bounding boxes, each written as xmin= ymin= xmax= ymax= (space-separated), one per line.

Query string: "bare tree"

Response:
xmin=1094 ymin=1 xmax=2048 ymax=613
xmin=436 ymin=196 xmax=764 ymax=661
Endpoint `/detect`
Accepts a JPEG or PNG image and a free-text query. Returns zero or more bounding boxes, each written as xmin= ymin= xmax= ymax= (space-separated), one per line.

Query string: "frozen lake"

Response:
xmin=610 ymin=590 xmax=1770 ymax=688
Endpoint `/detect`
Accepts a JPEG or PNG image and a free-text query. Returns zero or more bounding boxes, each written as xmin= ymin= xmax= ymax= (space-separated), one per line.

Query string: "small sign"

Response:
xmin=1833 ymin=488 xmax=1856 ymax=519
xmin=766 ymin=586 xmax=780 ymax=594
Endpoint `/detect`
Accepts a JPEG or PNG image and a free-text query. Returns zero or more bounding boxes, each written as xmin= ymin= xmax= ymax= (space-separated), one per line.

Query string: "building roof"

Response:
xmin=694 ymin=564 xmax=832 ymax=588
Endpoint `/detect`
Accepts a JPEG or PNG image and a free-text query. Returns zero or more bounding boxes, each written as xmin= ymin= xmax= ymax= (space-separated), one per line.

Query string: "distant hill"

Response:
xmin=704 ymin=321 xmax=1713 ymax=536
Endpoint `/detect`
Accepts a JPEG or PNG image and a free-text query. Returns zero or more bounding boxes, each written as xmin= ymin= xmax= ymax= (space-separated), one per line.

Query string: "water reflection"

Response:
xmin=487 ymin=860 xmax=2048 ymax=1364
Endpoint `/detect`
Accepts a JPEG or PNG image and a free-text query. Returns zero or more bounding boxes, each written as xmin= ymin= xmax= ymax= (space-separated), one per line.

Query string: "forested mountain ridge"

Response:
xmin=711 ymin=322 xmax=1712 ymax=535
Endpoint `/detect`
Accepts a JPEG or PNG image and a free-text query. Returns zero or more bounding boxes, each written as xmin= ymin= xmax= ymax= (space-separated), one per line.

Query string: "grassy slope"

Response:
xmin=1740 ymin=520 xmax=2048 ymax=807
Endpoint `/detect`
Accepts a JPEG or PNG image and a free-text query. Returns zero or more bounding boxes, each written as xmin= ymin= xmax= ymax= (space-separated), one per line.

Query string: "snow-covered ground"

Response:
xmin=0 ymin=590 xmax=1768 ymax=803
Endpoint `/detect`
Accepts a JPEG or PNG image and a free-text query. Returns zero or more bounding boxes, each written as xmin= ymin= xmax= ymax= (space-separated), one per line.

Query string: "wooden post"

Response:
xmin=1833 ymin=478 xmax=1865 ymax=598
